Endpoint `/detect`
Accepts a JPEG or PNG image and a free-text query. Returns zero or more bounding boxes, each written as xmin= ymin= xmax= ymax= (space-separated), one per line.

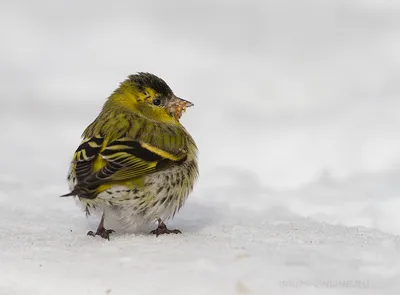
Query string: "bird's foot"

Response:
xmin=87 ymin=228 xmax=115 ymax=240
xmin=150 ymin=221 xmax=181 ymax=237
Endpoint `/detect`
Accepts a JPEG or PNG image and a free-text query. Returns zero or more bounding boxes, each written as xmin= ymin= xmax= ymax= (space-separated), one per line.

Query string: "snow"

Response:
xmin=1 ymin=179 xmax=400 ymax=295
xmin=2 ymin=0 xmax=400 ymax=294
xmin=2 ymin=164 xmax=400 ymax=294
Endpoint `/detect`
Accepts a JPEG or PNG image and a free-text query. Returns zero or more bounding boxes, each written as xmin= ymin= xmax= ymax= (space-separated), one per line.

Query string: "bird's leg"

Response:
xmin=87 ymin=213 xmax=115 ymax=240
xmin=150 ymin=218 xmax=182 ymax=237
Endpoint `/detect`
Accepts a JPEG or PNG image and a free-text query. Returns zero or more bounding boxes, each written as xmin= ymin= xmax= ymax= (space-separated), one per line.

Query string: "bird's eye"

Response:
xmin=152 ymin=99 xmax=161 ymax=106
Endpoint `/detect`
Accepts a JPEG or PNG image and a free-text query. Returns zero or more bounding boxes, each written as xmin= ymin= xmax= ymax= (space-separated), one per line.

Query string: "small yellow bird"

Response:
xmin=62 ymin=73 xmax=198 ymax=239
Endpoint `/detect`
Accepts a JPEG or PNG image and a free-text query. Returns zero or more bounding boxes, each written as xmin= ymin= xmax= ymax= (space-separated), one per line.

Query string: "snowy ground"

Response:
xmin=1 ymin=169 xmax=400 ymax=295
xmin=2 ymin=0 xmax=400 ymax=294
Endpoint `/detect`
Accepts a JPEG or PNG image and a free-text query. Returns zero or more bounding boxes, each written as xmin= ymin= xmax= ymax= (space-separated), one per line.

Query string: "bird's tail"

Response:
xmin=60 ymin=186 xmax=95 ymax=199
xmin=60 ymin=189 xmax=78 ymax=197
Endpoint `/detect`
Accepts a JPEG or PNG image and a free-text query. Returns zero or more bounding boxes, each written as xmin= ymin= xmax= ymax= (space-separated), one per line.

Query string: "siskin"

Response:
xmin=62 ymin=73 xmax=198 ymax=239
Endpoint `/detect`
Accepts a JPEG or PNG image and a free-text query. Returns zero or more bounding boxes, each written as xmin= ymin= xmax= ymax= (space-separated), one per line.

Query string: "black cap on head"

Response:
xmin=128 ymin=72 xmax=173 ymax=97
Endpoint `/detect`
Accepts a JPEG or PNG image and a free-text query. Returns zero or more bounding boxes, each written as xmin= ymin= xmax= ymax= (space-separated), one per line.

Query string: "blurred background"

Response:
xmin=1 ymin=0 xmax=399 ymax=191
xmin=2 ymin=2 xmax=400 ymax=292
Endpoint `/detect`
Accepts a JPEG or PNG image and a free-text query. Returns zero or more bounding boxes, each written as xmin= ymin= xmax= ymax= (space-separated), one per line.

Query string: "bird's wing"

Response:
xmin=77 ymin=137 xmax=187 ymax=192
xmin=71 ymin=135 xmax=104 ymax=183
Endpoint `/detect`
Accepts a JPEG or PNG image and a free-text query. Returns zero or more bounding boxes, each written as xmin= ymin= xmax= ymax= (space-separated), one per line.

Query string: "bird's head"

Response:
xmin=107 ymin=72 xmax=193 ymax=124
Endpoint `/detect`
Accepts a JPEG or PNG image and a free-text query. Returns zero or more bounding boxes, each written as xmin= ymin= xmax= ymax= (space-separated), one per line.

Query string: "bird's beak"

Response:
xmin=167 ymin=96 xmax=194 ymax=120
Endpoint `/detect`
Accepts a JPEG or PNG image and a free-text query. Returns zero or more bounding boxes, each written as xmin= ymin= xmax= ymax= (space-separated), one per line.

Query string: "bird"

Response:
xmin=62 ymin=72 xmax=198 ymax=239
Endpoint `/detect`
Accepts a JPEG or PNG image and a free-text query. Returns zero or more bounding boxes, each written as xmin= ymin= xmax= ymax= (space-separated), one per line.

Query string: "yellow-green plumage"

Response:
xmin=64 ymin=73 xmax=198 ymax=237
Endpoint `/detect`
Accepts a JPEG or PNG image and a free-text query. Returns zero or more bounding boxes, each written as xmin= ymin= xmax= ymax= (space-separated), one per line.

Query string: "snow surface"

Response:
xmin=2 ymin=0 xmax=400 ymax=294
xmin=1 ymin=170 xmax=400 ymax=295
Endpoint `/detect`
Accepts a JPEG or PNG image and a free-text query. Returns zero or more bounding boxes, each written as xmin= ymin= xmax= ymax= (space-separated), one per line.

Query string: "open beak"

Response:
xmin=167 ymin=96 xmax=194 ymax=120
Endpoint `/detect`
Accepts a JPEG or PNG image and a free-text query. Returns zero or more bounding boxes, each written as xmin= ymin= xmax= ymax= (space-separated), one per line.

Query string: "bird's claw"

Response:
xmin=87 ymin=229 xmax=115 ymax=240
xmin=87 ymin=230 xmax=96 ymax=237
xmin=150 ymin=221 xmax=182 ymax=237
